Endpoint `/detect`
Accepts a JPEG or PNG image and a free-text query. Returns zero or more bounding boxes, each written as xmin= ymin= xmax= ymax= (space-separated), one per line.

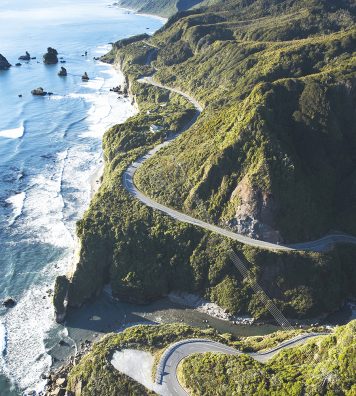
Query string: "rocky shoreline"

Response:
xmin=43 ymin=339 xmax=94 ymax=396
xmin=169 ymin=291 xmax=255 ymax=325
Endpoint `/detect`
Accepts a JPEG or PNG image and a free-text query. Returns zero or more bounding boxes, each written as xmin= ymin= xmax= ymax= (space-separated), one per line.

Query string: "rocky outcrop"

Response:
xmin=31 ymin=87 xmax=47 ymax=96
xmin=228 ymin=175 xmax=282 ymax=243
xmin=43 ymin=47 xmax=58 ymax=64
xmin=58 ymin=67 xmax=67 ymax=76
xmin=0 ymin=54 xmax=11 ymax=70
xmin=53 ymin=275 xmax=69 ymax=323
xmin=18 ymin=51 xmax=30 ymax=61
xmin=2 ymin=297 xmax=16 ymax=308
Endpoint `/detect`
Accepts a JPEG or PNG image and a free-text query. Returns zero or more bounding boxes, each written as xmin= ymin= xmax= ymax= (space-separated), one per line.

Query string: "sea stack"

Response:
xmin=0 ymin=54 xmax=11 ymax=70
xmin=58 ymin=66 xmax=67 ymax=76
xmin=53 ymin=275 xmax=69 ymax=323
xmin=18 ymin=51 xmax=31 ymax=61
xmin=82 ymin=72 xmax=89 ymax=81
xmin=43 ymin=47 xmax=58 ymax=64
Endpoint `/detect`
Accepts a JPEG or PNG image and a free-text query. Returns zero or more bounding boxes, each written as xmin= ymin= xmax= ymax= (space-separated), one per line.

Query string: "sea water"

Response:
xmin=0 ymin=1 xmax=163 ymax=393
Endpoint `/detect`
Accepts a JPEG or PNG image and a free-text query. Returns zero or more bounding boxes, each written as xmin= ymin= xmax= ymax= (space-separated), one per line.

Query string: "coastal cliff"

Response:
xmin=53 ymin=0 xmax=356 ymax=322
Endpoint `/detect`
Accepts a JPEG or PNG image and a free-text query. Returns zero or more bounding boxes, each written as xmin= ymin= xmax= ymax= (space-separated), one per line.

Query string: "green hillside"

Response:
xmin=53 ymin=0 xmax=356 ymax=322
xmin=135 ymin=0 xmax=356 ymax=243
xmin=58 ymin=322 xmax=354 ymax=396
xmin=181 ymin=320 xmax=356 ymax=395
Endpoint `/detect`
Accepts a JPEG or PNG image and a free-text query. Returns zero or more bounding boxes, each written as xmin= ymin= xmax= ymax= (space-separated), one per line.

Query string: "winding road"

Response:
xmin=155 ymin=333 xmax=327 ymax=395
xmin=122 ymin=76 xmax=356 ymax=252
xmin=119 ymin=74 xmax=342 ymax=396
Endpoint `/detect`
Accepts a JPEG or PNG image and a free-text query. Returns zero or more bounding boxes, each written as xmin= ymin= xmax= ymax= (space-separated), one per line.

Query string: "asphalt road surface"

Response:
xmin=156 ymin=333 xmax=327 ymax=395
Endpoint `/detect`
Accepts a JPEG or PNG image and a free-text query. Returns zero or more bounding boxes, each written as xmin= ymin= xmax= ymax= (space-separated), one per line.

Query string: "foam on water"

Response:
xmin=5 ymin=192 xmax=26 ymax=226
xmin=0 ymin=59 xmax=139 ymax=396
xmin=79 ymin=64 xmax=136 ymax=138
xmin=0 ymin=4 xmax=164 ymax=394
xmin=2 ymin=284 xmax=56 ymax=393
xmin=0 ymin=321 xmax=6 ymax=356
xmin=23 ymin=150 xmax=74 ymax=249
xmin=0 ymin=124 xmax=25 ymax=139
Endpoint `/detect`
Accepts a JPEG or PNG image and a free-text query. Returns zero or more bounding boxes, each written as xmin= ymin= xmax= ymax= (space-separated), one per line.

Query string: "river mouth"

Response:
xmin=52 ymin=292 xmax=356 ymax=370
xmin=50 ymin=292 xmax=281 ymax=369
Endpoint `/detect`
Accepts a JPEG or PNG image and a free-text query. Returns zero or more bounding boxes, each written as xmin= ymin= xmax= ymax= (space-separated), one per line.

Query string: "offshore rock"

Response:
xmin=2 ymin=298 xmax=16 ymax=308
xmin=58 ymin=67 xmax=67 ymax=76
xmin=81 ymin=72 xmax=89 ymax=81
xmin=31 ymin=87 xmax=47 ymax=96
xmin=43 ymin=47 xmax=58 ymax=64
xmin=0 ymin=54 xmax=11 ymax=70
xmin=19 ymin=51 xmax=31 ymax=61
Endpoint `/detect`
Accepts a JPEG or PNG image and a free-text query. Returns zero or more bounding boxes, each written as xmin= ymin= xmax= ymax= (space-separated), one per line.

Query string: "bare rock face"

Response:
xmin=227 ymin=175 xmax=282 ymax=243
xmin=0 ymin=54 xmax=11 ymax=70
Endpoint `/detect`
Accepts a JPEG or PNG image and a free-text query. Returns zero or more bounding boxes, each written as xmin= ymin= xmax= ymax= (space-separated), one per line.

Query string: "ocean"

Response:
xmin=0 ymin=1 xmax=163 ymax=394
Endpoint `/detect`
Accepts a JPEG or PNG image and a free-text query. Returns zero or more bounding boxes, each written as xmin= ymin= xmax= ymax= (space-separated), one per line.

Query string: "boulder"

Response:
xmin=56 ymin=377 xmax=67 ymax=387
xmin=31 ymin=87 xmax=47 ymax=96
xmin=2 ymin=298 xmax=16 ymax=308
xmin=18 ymin=51 xmax=30 ymax=61
xmin=15 ymin=63 xmax=21 ymax=67
xmin=43 ymin=47 xmax=58 ymax=64
xmin=0 ymin=54 xmax=11 ymax=70
xmin=58 ymin=67 xmax=67 ymax=77
xmin=81 ymin=72 xmax=89 ymax=81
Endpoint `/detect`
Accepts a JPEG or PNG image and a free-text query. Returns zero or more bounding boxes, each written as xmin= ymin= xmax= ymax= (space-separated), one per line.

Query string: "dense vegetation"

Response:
xmin=136 ymin=0 xmax=356 ymax=243
xmin=66 ymin=323 xmax=229 ymax=395
xmin=53 ymin=0 xmax=356 ymax=322
xmin=65 ymin=322 xmax=329 ymax=395
xmin=181 ymin=320 xmax=356 ymax=395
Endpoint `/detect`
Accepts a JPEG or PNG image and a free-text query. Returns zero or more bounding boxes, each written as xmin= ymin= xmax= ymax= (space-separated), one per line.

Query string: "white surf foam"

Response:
xmin=0 ymin=321 xmax=6 ymax=357
xmin=1 ymin=48 xmax=139 ymax=396
xmin=79 ymin=64 xmax=136 ymax=138
xmin=94 ymin=44 xmax=112 ymax=55
xmin=0 ymin=124 xmax=24 ymax=139
xmin=2 ymin=284 xmax=56 ymax=393
xmin=6 ymin=192 xmax=26 ymax=226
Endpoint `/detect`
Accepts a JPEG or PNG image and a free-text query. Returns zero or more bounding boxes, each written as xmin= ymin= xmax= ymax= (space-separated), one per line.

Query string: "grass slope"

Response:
xmin=181 ymin=320 xmax=356 ymax=396
xmin=65 ymin=323 xmax=331 ymax=396
xmin=135 ymin=0 xmax=356 ymax=243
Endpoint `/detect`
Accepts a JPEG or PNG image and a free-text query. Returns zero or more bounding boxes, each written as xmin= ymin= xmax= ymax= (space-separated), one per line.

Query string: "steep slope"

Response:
xmin=135 ymin=0 xmax=356 ymax=243
xmin=53 ymin=0 xmax=356 ymax=322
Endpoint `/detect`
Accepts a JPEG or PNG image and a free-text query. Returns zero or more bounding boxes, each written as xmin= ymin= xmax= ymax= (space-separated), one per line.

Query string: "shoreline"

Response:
xmin=111 ymin=4 xmax=168 ymax=24
xmin=90 ymin=162 xmax=104 ymax=199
